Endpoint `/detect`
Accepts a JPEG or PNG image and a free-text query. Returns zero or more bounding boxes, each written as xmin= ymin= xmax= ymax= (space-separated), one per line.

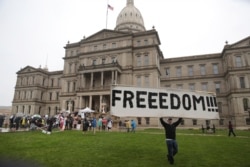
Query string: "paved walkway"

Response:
xmin=0 ymin=128 xmax=30 ymax=133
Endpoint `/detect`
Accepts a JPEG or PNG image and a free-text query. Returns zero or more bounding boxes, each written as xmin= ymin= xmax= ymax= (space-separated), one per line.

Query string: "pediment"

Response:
xmin=17 ymin=66 xmax=39 ymax=74
xmin=17 ymin=66 xmax=45 ymax=74
xmin=83 ymin=29 xmax=130 ymax=42
xmin=230 ymin=36 xmax=250 ymax=49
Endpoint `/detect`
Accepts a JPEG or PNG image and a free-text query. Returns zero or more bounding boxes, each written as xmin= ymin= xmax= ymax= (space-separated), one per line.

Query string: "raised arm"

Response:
xmin=159 ymin=117 xmax=167 ymax=126
xmin=174 ymin=118 xmax=183 ymax=127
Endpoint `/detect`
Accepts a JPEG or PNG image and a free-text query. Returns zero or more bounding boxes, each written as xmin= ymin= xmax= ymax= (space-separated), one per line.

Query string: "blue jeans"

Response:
xmin=166 ymin=139 xmax=178 ymax=157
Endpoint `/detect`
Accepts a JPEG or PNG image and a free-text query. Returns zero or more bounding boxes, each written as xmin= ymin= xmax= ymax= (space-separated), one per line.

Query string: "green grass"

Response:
xmin=0 ymin=129 xmax=250 ymax=167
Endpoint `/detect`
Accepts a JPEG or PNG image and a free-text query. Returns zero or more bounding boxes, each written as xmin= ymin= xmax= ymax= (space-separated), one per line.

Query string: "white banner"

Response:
xmin=111 ymin=86 xmax=220 ymax=119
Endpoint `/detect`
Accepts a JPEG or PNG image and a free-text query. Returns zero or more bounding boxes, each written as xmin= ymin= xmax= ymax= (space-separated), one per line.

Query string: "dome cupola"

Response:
xmin=115 ymin=0 xmax=146 ymax=32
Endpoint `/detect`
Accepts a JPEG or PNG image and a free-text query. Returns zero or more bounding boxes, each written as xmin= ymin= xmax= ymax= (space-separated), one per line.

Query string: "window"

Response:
xmin=137 ymin=117 xmax=141 ymax=125
xmin=240 ymin=77 xmax=245 ymax=88
xmin=43 ymin=78 xmax=46 ymax=86
xmin=243 ymin=98 xmax=249 ymax=111
xmin=73 ymin=82 xmax=76 ymax=91
xmin=32 ymin=76 xmax=35 ymax=85
xmin=51 ymin=79 xmax=54 ymax=87
xmin=102 ymin=58 xmax=106 ymax=64
xmin=235 ymin=56 xmax=242 ymax=67
xmin=103 ymin=44 xmax=106 ymax=49
xmin=215 ymin=83 xmax=220 ymax=93
xmin=246 ymin=118 xmax=250 ymax=125
xmin=137 ymin=40 xmax=141 ymax=46
xmin=192 ymin=119 xmax=197 ymax=125
xmin=205 ymin=120 xmax=210 ymax=126
xmin=137 ymin=76 xmax=141 ymax=86
xmin=200 ymin=65 xmax=206 ymax=75
xmin=177 ymin=84 xmax=183 ymax=90
xmin=56 ymin=92 xmax=59 ymax=100
xmin=166 ymin=68 xmax=170 ymax=76
xmin=69 ymin=64 xmax=72 ymax=73
xmin=144 ymin=40 xmax=148 ymax=45
xmin=213 ymin=64 xmax=219 ymax=74
xmin=144 ymin=54 xmax=149 ymax=65
xmin=219 ymin=119 xmax=224 ymax=126
xmin=49 ymin=92 xmax=52 ymax=100
xmin=145 ymin=117 xmax=150 ymax=125
xmin=145 ymin=76 xmax=149 ymax=87
xmin=112 ymin=43 xmax=116 ymax=48
xmin=67 ymin=82 xmax=70 ymax=92
xmin=94 ymin=45 xmax=98 ymax=51
xmin=48 ymin=107 xmax=51 ymax=116
xmin=201 ymin=83 xmax=208 ymax=91
xmin=176 ymin=67 xmax=182 ymax=77
xmin=92 ymin=59 xmax=96 ymax=65
xmin=165 ymin=85 xmax=171 ymax=89
xmin=137 ymin=56 xmax=141 ymax=66
xmin=112 ymin=57 xmax=116 ymax=63
xmin=189 ymin=83 xmax=195 ymax=91
xmin=188 ymin=66 xmax=193 ymax=76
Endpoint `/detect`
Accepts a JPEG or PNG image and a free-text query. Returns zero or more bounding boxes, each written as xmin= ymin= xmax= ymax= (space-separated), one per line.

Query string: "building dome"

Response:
xmin=115 ymin=0 xmax=146 ymax=32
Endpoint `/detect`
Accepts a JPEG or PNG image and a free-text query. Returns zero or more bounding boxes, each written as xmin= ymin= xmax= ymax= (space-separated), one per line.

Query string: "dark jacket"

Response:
xmin=160 ymin=118 xmax=182 ymax=140
xmin=82 ymin=119 xmax=89 ymax=131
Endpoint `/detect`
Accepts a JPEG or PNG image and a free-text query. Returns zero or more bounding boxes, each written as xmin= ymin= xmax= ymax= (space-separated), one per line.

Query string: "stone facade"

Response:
xmin=11 ymin=0 xmax=250 ymax=128
xmin=160 ymin=38 xmax=250 ymax=128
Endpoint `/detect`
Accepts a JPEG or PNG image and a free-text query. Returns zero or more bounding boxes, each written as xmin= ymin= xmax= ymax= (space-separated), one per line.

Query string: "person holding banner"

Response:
xmin=160 ymin=117 xmax=182 ymax=165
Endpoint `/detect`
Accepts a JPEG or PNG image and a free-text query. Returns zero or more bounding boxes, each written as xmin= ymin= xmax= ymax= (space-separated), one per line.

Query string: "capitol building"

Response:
xmin=12 ymin=0 xmax=250 ymax=128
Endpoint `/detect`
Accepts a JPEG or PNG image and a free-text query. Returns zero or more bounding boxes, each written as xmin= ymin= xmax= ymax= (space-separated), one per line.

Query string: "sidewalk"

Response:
xmin=0 ymin=128 xmax=30 ymax=133
xmin=0 ymin=128 xmax=10 ymax=133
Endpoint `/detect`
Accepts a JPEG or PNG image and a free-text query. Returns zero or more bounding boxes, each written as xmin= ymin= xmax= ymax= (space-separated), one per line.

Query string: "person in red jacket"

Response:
xmin=160 ymin=117 xmax=182 ymax=165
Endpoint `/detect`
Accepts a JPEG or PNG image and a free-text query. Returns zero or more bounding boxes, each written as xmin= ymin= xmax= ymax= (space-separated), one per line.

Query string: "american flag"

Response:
xmin=108 ymin=4 xmax=114 ymax=11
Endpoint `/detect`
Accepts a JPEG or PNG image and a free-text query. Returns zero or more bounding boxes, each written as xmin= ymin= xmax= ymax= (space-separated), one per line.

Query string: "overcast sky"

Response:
xmin=0 ymin=0 xmax=250 ymax=106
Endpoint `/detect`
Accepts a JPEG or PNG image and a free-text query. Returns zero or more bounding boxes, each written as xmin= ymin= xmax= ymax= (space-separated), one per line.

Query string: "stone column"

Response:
xmin=77 ymin=96 xmax=82 ymax=110
xmin=89 ymin=95 xmax=92 ymax=109
xmin=90 ymin=72 xmax=93 ymax=89
xmin=99 ymin=95 xmax=103 ymax=112
xmin=112 ymin=71 xmax=114 ymax=84
xmin=115 ymin=70 xmax=118 ymax=84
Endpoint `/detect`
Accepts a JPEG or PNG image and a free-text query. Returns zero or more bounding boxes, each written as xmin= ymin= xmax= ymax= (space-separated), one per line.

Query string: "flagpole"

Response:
xmin=106 ymin=0 xmax=109 ymax=29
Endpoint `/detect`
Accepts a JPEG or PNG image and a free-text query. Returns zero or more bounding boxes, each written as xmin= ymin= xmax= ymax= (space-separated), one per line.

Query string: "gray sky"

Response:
xmin=0 ymin=0 xmax=250 ymax=106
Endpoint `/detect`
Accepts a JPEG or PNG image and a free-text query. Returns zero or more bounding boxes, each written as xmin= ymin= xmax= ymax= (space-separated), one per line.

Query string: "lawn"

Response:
xmin=0 ymin=128 xmax=249 ymax=167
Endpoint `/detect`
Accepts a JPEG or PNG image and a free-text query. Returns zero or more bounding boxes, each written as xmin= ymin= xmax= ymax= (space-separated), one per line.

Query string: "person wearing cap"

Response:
xmin=159 ymin=117 xmax=183 ymax=165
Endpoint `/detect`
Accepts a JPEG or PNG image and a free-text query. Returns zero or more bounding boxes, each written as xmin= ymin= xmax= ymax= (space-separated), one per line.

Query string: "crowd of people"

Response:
xmin=4 ymin=112 xmax=131 ymax=135
xmin=118 ymin=119 xmax=137 ymax=132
